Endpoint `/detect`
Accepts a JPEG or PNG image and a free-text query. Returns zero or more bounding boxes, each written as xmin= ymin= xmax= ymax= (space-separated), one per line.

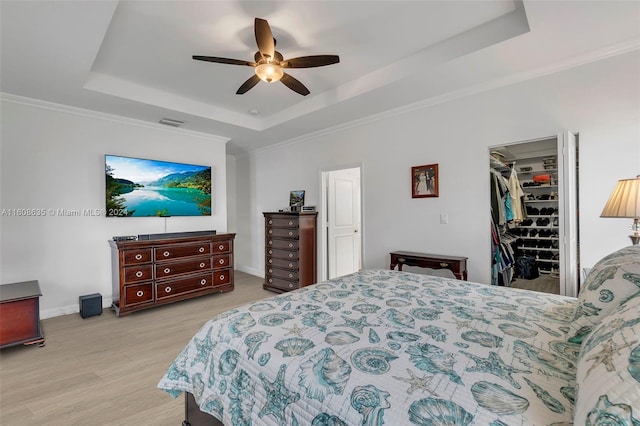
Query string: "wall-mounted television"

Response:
xmin=289 ymin=190 xmax=305 ymax=207
xmin=105 ymin=155 xmax=211 ymax=217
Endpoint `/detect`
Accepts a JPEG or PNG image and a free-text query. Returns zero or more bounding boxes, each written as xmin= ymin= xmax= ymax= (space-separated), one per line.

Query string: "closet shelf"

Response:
xmin=525 ymin=199 xmax=558 ymax=203
xmin=519 ymin=226 xmax=559 ymax=230
xmin=517 ymin=246 xmax=559 ymax=252
xmin=523 ymin=185 xmax=558 ymax=189
xmin=536 ymin=259 xmax=559 ymax=264
xmin=526 ymin=215 xmax=558 ymax=218
xmin=518 ymin=168 xmax=558 ymax=174
xmin=518 ymin=236 xmax=559 ymax=241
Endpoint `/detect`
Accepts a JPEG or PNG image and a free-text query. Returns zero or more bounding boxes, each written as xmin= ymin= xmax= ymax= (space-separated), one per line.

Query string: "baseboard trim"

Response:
xmin=41 ymin=297 xmax=113 ymax=320
xmin=235 ymin=265 xmax=263 ymax=278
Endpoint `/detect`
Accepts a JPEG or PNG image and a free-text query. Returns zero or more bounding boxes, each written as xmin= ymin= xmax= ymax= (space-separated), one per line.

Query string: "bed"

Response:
xmin=158 ymin=245 xmax=640 ymax=425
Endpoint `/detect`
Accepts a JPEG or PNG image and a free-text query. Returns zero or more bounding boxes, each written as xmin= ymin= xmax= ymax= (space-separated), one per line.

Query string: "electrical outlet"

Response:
xmin=440 ymin=213 xmax=449 ymax=224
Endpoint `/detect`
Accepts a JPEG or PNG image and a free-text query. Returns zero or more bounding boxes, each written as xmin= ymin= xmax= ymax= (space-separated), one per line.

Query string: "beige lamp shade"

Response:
xmin=600 ymin=176 xmax=640 ymax=218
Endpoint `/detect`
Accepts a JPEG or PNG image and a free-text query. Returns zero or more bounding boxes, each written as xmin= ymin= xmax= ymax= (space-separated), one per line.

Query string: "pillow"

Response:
xmin=573 ymin=295 xmax=640 ymax=424
xmin=568 ymin=245 xmax=640 ymax=343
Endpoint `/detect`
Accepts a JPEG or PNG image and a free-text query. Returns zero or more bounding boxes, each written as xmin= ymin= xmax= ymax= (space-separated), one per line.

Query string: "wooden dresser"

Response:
xmin=263 ymin=212 xmax=317 ymax=293
xmin=110 ymin=232 xmax=235 ymax=316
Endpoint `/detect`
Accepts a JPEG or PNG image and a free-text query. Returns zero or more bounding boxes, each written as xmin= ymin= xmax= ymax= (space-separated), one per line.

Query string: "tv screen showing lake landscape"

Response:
xmin=105 ymin=155 xmax=211 ymax=217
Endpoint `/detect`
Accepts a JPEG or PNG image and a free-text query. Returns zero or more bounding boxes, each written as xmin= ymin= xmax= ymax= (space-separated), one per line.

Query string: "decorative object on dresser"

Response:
xmin=0 ymin=280 xmax=45 ymax=349
xmin=263 ymin=211 xmax=317 ymax=292
xmin=411 ymin=163 xmax=439 ymax=198
xmin=390 ymin=250 xmax=468 ymax=280
xmin=110 ymin=231 xmax=235 ymax=316
xmin=600 ymin=175 xmax=640 ymax=245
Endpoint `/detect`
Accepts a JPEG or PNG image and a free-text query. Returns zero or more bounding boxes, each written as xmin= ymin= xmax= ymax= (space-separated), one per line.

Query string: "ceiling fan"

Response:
xmin=193 ymin=18 xmax=340 ymax=96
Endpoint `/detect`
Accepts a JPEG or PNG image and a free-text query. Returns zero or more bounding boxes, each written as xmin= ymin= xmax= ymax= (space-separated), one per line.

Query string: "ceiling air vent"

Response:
xmin=158 ymin=118 xmax=184 ymax=127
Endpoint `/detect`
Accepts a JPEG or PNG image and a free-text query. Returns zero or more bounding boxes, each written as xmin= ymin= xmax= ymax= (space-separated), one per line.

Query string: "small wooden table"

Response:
xmin=390 ymin=251 xmax=468 ymax=280
xmin=0 ymin=280 xmax=45 ymax=349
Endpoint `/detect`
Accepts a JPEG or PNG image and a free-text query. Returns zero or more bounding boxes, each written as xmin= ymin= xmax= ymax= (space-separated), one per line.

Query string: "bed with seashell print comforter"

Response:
xmin=158 ymin=269 xmax=581 ymax=425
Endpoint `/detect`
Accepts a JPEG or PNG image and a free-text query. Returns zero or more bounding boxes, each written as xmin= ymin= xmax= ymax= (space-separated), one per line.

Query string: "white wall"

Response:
xmin=235 ymin=49 xmax=640 ymax=286
xmin=0 ymin=96 xmax=229 ymax=318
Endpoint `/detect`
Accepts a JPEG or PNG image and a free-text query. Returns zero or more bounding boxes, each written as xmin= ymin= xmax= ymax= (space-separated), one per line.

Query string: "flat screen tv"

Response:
xmin=105 ymin=155 xmax=211 ymax=217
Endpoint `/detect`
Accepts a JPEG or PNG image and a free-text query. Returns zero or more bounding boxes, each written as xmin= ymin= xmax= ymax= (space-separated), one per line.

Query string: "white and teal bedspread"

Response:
xmin=158 ymin=269 xmax=579 ymax=425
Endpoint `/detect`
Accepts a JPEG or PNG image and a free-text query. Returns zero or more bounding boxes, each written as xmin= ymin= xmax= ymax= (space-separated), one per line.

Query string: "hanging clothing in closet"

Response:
xmin=490 ymin=169 xmax=509 ymax=226
xmin=507 ymin=167 xmax=526 ymax=223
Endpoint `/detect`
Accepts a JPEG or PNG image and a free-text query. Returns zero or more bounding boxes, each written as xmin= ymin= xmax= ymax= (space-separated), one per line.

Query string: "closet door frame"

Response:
xmin=489 ymin=132 xmax=578 ymax=297
xmin=557 ymin=131 xmax=578 ymax=297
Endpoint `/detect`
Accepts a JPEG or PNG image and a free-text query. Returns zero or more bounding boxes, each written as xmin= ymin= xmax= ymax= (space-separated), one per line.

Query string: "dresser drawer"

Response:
xmin=267 ymin=267 xmax=299 ymax=281
xmin=266 ymin=227 xmax=299 ymax=239
xmin=213 ymin=269 xmax=232 ymax=286
xmin=265 ymin=217 xmax=299 ymax=228
xmin=124 ymin=283 xmax=153 ymax=306
xmin=155 ymin=243 xmax=210 ymax=261
xmin=266 ymin=239 xmax=299 ymax=250
xmin=213 ymin=254 xmax=231 ymax=269
xmin=265 ymin=275 xmax=298 ymax=291
xmin=212 ymin=240 xmax=232 ymax=254
xmin=123 ymin=264 xmax=153 ymax=284
xmin=155 ymin=257 xmax=211 ymax=279
xmin=266 ymin=257 xmax=299 ymax=270
xmin=123 ymin=249 xmax=152 ymax=265
xmin=266 ymin=248 xmax=298 ymax=260
xmin=156 ymin=273 xmax=212 ymax=300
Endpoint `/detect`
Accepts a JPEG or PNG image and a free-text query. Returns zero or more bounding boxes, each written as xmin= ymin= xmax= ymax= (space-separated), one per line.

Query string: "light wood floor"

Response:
xmin=510 ymin=274 xmax=560 ymax=294
xmin=0 ymin=272 xmax=272 ymax=426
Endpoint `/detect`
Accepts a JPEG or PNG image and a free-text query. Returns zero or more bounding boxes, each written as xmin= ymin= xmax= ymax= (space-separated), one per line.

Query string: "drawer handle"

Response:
xmin=219 ymin=259 xmax=225 ymax=265
xmin=268 ymin=230 xmax=273 ymax=234
xmin=440 ymin=263 xmax=449 ymax=267
xmin=199 ymin=247 xmax=205 ymax=253
xmin=219 ymin=274 xmax=225 ymax=280
xmin=269 ymin=249 xmax=273 ymax=255
xmin=269 ymin=259 xmax=273 ymax=264
xmin=218 ymin=244 xmax=224 ymax=250
xmin=288 ymin=273 xmax=293 ymax=278
xmin=199 ymin=262 xmax=206 ymax=268
xmin=268 ymin=268 xmax=273 ymax=273
xmin=201 ymin=279 xmax=207 ymax=285
xmin=288 ymin=242 xmax=293 ymax=248
xmin=268 ymin=240 xmax=273 ymax=245
xmin=164 ymin=268 xmax=171 ymax=274
xmin=288 ymin=221 xmax=293 ymax=225
xmin=268 ymin=220 xmax=273 ymax=224
xmin=289 ymin=263 xmax=293 ymax=268
xmin=289 ymin=283 xmax=293 ymax=288
xmin=136 ymin=290 xmax=144 ymax=297
xmin=135 ymin=271 xmax=143 ymax=278
xmin=398 ymin=257 xmax=406 ymax=263
xmin=165 ymin=286 xmax=172 ymax=293
xmin=288 ymin=253 xmax=294 ymax=258
xmin=269 ymin=278 xmax=273 ymax=283
xmin=135 ymin=254 xmax=143 ymax=260
xmin=288 ymin=231 xmax=293 ymax=236
xmin=163 ymin=251 xmax=170 ymax=257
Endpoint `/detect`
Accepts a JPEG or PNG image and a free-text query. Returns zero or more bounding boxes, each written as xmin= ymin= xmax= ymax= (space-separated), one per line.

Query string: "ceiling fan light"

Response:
xmin=255 ymin=63 xmax=283 ymax=83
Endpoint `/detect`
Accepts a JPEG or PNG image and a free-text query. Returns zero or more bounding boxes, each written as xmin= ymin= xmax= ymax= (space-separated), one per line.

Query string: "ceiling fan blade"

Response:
xmin=193 ymin=56 xmax=256 ymax=66
xmin=254 ymin=18 xmax=275 ymax=60
xmin=280 ymin=72 xmax=310 ymax=96
xmin=236 ymin=75 xmax=261 ymax=95
xmin=281 ymin=55 xmax=340 ymax=68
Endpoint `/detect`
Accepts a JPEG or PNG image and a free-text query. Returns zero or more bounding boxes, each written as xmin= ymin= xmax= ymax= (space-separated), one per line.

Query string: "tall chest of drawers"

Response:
xmin=110 ymin=232 xmax=235 ymax=316
xmin=263 ymin=212 xmax=317 ymax=293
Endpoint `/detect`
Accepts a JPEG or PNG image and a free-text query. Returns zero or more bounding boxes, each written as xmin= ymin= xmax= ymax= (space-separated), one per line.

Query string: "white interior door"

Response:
xmin=558 ymin=131 xmax=578 ymax=297
xmin=327 ymin=168 xmax=361 ymax=279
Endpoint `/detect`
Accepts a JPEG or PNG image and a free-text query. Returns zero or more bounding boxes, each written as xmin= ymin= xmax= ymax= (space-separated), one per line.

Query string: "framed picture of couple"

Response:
xmin=411 ymin=163 xmax=439 ymax=198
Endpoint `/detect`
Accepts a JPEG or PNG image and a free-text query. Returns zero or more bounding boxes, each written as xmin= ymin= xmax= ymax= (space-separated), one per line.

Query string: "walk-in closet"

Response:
xmin=489 ymin=135 xmax=579 ymax=296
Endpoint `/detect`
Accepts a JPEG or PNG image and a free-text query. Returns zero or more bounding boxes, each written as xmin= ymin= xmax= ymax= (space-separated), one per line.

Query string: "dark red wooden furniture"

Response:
xmin=0 ymin=280 xmax=45 ymax=349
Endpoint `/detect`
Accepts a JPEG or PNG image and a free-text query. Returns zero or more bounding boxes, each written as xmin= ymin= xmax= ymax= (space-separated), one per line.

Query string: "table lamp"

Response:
xmin=600 ymin=175 xmax=640 ymax=245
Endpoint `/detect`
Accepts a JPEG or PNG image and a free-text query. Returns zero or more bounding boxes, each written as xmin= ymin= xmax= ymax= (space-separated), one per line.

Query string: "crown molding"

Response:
xmin=0 ymin=92 xmax=231 ymax=144
xmin=246 ymin=37 xmax=640 ymax=158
